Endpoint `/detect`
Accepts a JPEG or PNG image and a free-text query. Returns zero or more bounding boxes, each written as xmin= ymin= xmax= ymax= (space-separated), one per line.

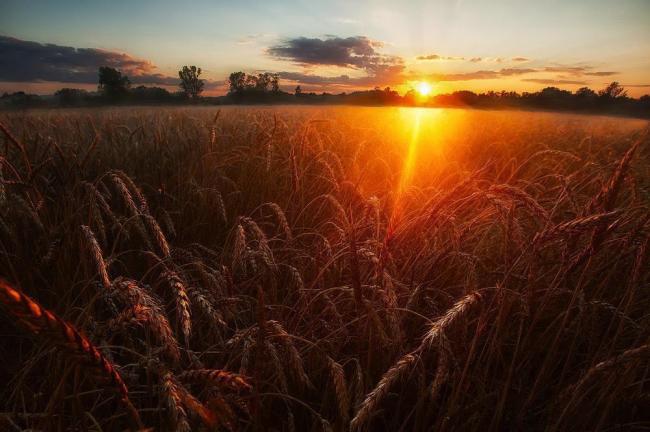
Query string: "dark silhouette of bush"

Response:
xmin=0 ymin=91 xmax=45 ymax=108
xmin=129 ymin=86 xmax=177 ymax=103
xmin=55 ymin=88 xmax=89 ymax=106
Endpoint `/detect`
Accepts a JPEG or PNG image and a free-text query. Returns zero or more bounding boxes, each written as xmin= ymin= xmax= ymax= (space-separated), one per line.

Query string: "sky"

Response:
xmin=1 ymin=0 xmax=649 ymax=96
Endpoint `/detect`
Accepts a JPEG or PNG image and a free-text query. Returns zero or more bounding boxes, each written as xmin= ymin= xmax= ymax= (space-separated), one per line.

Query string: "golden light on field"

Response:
xmin=388 ymin=108 xmax=440 ymax=236
xmin=416 ymin=81 xmax=432 ymax=97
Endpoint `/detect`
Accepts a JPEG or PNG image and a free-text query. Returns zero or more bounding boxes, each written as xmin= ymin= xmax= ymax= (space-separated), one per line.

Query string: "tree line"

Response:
xmin=1 ymin=65 xmax=648 ymax=118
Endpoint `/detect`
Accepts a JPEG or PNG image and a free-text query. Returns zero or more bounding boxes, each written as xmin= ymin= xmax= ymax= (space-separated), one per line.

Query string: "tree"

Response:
xmin=98 ymin=67 xmax=130 ymax=100
xmin=576 ymin=87 xmax=597 ymax=98
xmin=255 ymin=73 xmax=272 ymax=92
xmin=245 ymin=74 xmax=258 ymax=90
xmin=294 ymin=85 xmax=302 ymax=96
xmin=599 ymin=82 xmax=627 ymax=99
xmin=228 ymin=72 xmax=247 ymax=95
xmin=178 ymin=65 xmax=204 ymax=99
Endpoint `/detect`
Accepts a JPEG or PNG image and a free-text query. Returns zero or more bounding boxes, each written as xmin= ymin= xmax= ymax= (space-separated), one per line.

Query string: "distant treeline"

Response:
xmin=2 ymin=66 xmax=649 ymax=118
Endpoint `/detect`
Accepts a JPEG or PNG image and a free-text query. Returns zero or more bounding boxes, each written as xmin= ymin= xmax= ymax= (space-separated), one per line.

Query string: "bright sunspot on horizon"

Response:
xmin=416 ymin=82 xmax=432 ymax=97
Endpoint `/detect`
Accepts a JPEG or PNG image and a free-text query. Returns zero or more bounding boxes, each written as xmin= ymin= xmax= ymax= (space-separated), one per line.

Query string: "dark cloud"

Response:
xmin=469 ymin=57 xmax=482 ymax=62
xmin=279 ymin=66 xmax=404 ymax=87
xmin=278 ymin=71 xmax=351 ymax=85
xmin=267 ymin=36 xmax=402 ymax=73
xmin=268 ymin=36 xmax=406 ymax=89
xmin=0 ymin=35 xmax=178 ymax=85
xmin=512 ymin=57 xmax=529 ymax=62
xmin=523 ymin=78 xmax=587 ymax=85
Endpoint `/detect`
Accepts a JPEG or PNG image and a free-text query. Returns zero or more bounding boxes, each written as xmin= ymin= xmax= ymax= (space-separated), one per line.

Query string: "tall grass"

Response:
xmin=0 ymin=106 xmax=648 ymax=431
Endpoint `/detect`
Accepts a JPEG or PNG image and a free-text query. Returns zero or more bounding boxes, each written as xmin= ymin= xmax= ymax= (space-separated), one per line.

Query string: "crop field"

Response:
xmin=0 ymin=106 xmax=648 ymax=431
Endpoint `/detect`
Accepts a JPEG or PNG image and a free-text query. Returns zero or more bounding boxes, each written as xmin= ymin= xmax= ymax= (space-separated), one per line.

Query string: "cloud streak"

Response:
xmin=416 ymin=54 xmax=464 ymax=61
xmin=429 ymin=68 xmax=537 ymax=82
xmin=523 ymin=78 xmax=587 ymax=85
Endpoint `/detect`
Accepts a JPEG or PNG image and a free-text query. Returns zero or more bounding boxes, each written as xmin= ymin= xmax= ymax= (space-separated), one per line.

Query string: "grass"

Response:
xmin=0 ymin=106 xmax=648 ymax=431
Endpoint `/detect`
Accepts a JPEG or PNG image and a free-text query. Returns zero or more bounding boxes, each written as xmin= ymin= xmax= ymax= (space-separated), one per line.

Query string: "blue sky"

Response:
xmin=1 ymin=0 xmax=649 ymax=95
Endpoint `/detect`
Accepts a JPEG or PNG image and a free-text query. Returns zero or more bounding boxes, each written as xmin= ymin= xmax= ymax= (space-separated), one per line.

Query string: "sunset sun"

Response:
xmin=416 ymin=81 xmax=432 ymax=97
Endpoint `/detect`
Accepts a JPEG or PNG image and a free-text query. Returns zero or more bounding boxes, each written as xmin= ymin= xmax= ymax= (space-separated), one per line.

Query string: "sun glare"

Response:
xmin=416 ymin=81 xmax=432 ymax=97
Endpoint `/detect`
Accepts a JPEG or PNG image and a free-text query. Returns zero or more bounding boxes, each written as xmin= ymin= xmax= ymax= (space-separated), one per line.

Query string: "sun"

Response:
xmin=416 ymin=81 xmax=432 ymax=97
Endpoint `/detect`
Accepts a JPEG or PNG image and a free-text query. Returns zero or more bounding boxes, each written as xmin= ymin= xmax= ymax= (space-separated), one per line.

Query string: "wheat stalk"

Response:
xmin=161 ymin=270 xmax=192 ymax=345
xmin=179 ymin=369 xmax=252 ymax=392
xmin=80 ymin=225 xmax=111 ymax=289
xmin=350 ymin=354 xmax=417 ymax=431
xmin=328 ymin=357 xmax=350 ymax=422
xmin=0 ymin=278 xmax=142 ymax=428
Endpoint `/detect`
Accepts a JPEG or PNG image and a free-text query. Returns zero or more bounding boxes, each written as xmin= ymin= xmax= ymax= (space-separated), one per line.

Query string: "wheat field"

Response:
xmin=0 ymin=106 xmax=648 ymax=431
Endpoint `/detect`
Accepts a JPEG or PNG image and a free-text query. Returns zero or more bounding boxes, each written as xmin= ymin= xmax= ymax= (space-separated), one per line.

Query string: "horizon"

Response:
xmin=1 ymin=0 xmax=650 ymax=97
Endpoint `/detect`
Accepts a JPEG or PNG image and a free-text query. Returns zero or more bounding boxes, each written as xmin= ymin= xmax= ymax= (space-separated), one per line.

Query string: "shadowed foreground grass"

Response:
xmin=0 ymin=106 xmax=648 ymax=431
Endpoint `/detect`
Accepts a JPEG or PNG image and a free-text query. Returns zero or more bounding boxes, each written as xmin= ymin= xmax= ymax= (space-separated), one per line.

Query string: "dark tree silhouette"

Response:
xmin=178 ymin=65 xmax=204 ymax=99
xmin=131 ymin=86 xmax=173 ymax=102
xmin=228 ymin=72 xmax=246 ymax=95
xmin=576 ymin=87 xmax=597 ymax=98
xmin=599 ymin=82 xmax=627 ymax=99
xmin=254 ymin=73 xmax=272 ymax=91
xmin=98 ymin=67 xmax=130 ymax=100
xmin=245 ymin=74 xmax=258 ymax=90
xmin=295 ymin=85 xmax=302 ymax=96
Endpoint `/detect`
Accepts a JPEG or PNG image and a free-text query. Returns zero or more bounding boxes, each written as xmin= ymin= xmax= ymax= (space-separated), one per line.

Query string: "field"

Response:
xmin=0 ymin=106 xmax=648 ymax=431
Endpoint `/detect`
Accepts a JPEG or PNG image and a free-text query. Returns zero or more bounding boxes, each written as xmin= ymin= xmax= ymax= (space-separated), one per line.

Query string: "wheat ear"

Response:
xmin=0 ymin=278 xmax=142 ymax=428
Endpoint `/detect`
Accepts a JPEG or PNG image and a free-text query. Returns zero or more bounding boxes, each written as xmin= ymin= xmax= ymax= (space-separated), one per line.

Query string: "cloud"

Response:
xmin=278 ymin=66 xmax=405 ymax=88
xmin=541 ymin=66 xmax=618 ymax=78
xmin=542 ymin=66 xmax=589 ymax=76
xmin=430 ymin=67 xmax=537 ymax=82
xmin=416 ymin=54 xmax=464 ymax=61
xmin=523 ymin=78 xmax=587 ymax=85
xmin=268 ymin=35 xmax=407 ymax=88
xmin=267 ymin=36 xmax=402 ymax=74
xmin=584 ymin=71 xmax=618 ymax=76
xmin=278 ymin=71 xmax=351 ymax=85
xmin=0 ymin=35 xmax=179 ymax=86
xmin=418 ymin=55 xmax=527 ymax=63
xmin=499 ymin=68 xmax=537 ymax=76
